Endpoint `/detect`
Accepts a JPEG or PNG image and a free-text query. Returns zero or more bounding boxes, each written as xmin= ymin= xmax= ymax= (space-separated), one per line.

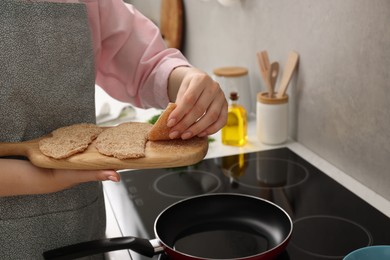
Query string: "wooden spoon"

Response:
xmin=268 ymin=62 xmax=279 ymax=97
xmin=276 ymin=51 xmax=299 ymax=98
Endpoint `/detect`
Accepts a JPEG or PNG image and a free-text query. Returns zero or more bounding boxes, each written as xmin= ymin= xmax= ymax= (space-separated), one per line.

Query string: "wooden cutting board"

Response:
xmin=0 ymin=136 xmax=208 ymax=170
xmin=160 ymin=0 xmax=183 ymax=50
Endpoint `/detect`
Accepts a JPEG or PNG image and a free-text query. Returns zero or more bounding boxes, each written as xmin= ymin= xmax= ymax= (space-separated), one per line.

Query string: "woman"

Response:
xmin=0 ymin=0 xmax=227 ymax=259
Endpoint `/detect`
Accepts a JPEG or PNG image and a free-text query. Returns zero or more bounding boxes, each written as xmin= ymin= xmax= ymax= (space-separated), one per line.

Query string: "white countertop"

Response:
xmin=102 ymin=106 xmax=390 ymax=259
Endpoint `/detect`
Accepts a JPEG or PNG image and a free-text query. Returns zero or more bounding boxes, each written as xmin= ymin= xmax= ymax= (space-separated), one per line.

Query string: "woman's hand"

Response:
xmin=167 ymin=67 xmax=228 ymax=140
xmin=0 ymin=159 xmax=120 ymax=197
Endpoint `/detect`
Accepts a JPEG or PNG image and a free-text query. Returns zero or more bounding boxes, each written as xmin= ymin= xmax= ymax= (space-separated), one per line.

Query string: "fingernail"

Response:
xmin=169 ymin=130 xmax=179 ymax=139
xmin=167 ymin=118 xmax=176 ymax=128
xmin=107 ymin=176 xmax=119 ymax=182
xmin=181 ymin=131 xmax=192 ymax=140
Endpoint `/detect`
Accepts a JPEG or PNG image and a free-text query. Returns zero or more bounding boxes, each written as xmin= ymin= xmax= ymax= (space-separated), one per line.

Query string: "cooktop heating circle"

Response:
xmin=153 ymin=170 xmax=221 ymax=198
xmin=290 ymin=215 xmax=373 ymax=259
xmin=227 ymin=157 xmax=309 ymax=189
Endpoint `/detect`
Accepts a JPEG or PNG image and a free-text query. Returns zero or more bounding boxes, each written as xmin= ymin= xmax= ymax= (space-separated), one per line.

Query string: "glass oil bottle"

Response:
xmin=222 ymin=92 xmax=247 ymax=146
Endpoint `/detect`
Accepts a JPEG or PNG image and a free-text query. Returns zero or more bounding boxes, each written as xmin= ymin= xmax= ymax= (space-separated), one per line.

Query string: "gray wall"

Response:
xmin=128 ymin=0 xmax=390 ymax=200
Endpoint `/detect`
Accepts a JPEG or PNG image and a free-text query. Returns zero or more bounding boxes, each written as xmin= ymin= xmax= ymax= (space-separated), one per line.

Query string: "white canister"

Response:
xmin=213 ymin=66 xmax=252 ymax=116
xmin=256 ymin=92 xmax=289 ymax=145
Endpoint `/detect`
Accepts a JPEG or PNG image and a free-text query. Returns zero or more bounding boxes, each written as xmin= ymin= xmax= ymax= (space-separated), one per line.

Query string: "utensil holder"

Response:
xmin=256 ymin=92 xmax=288 ymax=145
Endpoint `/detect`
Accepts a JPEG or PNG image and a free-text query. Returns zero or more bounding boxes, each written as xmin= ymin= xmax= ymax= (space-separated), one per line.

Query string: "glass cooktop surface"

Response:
xmin=104 ymin=148 xmax=390 ymax=260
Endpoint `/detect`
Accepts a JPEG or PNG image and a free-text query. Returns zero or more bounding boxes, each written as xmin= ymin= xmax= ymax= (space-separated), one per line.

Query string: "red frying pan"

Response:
xmin=43 ymin=193 xmax=292 ymax=260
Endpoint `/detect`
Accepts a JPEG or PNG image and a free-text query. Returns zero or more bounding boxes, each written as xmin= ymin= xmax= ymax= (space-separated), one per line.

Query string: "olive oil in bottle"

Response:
xmin=222 ymin=92 xmax=247 ymax=146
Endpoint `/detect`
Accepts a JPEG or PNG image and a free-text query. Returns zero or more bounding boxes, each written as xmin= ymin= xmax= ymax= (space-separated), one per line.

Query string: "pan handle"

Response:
xmin=43 ymin=236 xmax=160 ymax=260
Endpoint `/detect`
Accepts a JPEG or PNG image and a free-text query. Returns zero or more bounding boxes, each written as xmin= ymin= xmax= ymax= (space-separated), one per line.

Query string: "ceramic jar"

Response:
xmin=256 ymin=92 xmax=288 ymax=145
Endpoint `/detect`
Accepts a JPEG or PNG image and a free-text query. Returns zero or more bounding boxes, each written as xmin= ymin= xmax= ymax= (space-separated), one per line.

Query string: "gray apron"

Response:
xmin=0 ymin=1 xmax=105 ymax=259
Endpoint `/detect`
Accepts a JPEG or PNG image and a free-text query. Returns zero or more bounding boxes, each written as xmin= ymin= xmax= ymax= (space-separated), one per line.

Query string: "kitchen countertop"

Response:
xmin=103 ymin=106 xmax=390 ymax=260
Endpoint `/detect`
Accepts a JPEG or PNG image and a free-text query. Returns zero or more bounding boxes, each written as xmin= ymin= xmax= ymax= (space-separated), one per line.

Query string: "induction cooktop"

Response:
xmin=104 ymin=147 xmax=390 ymax=260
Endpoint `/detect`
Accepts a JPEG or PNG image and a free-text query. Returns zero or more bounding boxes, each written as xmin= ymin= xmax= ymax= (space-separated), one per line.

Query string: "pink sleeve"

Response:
xmin=84 ymin=0 xmax=191 ymax=109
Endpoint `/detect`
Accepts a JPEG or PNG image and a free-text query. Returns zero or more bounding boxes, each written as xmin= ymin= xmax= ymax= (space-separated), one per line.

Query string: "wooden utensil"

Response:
xmin=0 ymin=134 xmax=208 ymax=170
xmin=276 ymin=51 xmax=299 ymax=98
xmin=260 ymin=51 xmax=271 ymax=73
xmin=268 ymin=62 xmax=279 ymax=97
xmin=256 ymin=51 xmax=273 ymax=96
xmin=160 ymin=0 xmax=184 ymax=50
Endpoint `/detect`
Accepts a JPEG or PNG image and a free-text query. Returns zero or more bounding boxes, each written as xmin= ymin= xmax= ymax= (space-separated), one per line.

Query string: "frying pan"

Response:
xmin=43 ymin=193 xmax=292 ymax=260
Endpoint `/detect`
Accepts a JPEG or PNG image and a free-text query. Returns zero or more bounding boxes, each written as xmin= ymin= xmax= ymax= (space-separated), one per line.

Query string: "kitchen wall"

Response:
xmin=127 ymin=0 xmax=390 ymax=201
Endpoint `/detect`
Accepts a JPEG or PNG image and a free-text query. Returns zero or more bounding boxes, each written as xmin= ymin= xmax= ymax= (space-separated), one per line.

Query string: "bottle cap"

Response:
xmin=230 ymin=92 xmax=239 ymax=101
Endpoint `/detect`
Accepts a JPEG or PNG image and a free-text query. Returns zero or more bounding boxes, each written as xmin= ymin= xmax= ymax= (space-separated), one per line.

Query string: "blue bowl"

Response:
xmin=344 ymin=245 xmax=390 ymax=260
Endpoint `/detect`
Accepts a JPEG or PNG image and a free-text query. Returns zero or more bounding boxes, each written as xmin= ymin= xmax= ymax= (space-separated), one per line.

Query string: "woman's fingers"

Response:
xmin=193 ymin=94 xmax=229 ymax=137
xmin=177 ymin=91 xmax=227 ymax=139
xmin=51 ymin=169 xmax=120 ymax=192
xmin=168 ymin=71 xmax=212 ymax=126
xmin=168 ymin=69 xmax=228 ymax=139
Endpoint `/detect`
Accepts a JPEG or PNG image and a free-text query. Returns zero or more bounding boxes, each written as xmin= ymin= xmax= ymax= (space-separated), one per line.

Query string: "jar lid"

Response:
xmin=213 ymin=66 xmax=248 ymax=77
xmin=257 ymin=91 xmax=288 ymax=104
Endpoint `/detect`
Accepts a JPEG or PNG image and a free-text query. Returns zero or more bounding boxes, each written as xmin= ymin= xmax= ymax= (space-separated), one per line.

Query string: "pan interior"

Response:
xmin=156 ymin=194 xmax=291 ymax=259
xmin=173 ymin=220 xmax=270 ymax=258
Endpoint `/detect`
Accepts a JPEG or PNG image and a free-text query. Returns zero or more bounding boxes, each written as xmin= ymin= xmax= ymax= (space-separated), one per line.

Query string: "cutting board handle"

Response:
xmin=0 ymin=142 xmax=29 ymax=157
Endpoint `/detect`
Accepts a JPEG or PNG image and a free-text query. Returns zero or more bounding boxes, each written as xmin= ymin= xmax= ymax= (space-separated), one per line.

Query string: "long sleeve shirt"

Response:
xmin=36 ymin=0 xmax=191 ymax=108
